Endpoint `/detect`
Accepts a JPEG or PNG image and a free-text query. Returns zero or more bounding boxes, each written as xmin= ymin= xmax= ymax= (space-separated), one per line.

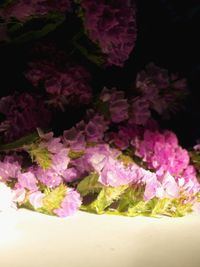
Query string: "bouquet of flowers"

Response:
xmin=0 ymin=0 xmax=199 ymax=218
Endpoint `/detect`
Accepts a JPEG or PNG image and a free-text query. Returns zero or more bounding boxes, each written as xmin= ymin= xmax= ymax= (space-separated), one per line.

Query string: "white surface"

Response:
xmin=0 ymin=210 xmax=200 ymax=267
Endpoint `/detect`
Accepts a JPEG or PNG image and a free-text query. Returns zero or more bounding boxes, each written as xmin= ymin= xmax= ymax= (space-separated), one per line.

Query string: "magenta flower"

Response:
xmin=86 ymin=144 xmax=120 ymax=172
xmin=63 ymin=127 xmax=86 ymax=152
xmin=143 ymin=171 xmax=179 ymax=201
xmin=70 ymin=144 xmax=120 ymax=179
xmin=161 ymin=172 xmax=180 ymax=198
xmin=0 ymin=93 xmax=51 ymax=142
xmin=29 ymin=191 xmax=44 ymax=209
xmin=12 ymin=188 xmax=26 ymax=203
xmin=0 ymin=0 xmax=71 ymax=22
xmin=136 ymin=63 xmax=169 ymax=94
xmin=54 ymin=188 xmax=82 ymax=217
xmin=84 ymin=114 xmax=109 ymax=143
xmin=129 ymin=97 xmax=151 ymax=125
xmin=35 ymin=168 xmax=62 ymax=188
xmin=107 ymin=123 xmax=142 ymax=150
xmin=17 ymin=171 xmax=38 ymax=192
xmin=45 ymin=137 xmax=64 ymax=154
xmin=99 ymin=157 xmax=138 ymax=187
xmin=135 ymin=130 xmax=190 ymax=177
xmin=51 ymin=149 xmax=70 ymax=174
xmin=62 ymin=168 xmax=78 ymax=183
xmin=25 ymin=60 xmax=92 ymax=110
xmin=143 ymin=177 xmax=160 ymax=201
xmin=100 ymin=88 xmax=129 ymax=123
xmin=180 ymin=166 xmax=200 ymax=195
xmin=45 ymin=66 xmax=92 ymax=109
xmin=0 ymin=156 xmax=21 ymax=181
xmin=80 ymin=0 xmax=137 ymax=66
xmin=136 ymin=63 xmax=188 ymax=117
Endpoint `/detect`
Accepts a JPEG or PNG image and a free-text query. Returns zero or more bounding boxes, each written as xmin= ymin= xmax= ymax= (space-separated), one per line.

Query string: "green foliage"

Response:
xmin=68 ymin=150 xmax=84 ymax=160
xmin=0 ymin=132 xmax=39 ymax=151
xmin=77 ymin=173 xmax=102 ymax=197
xmin=80 ymin=181 xmax=194 ymax=217
xmin=81 ymin=185 xmax=128 ymax=214
xmin=94 ymin=100 xmax=111 ymax=120
xmin=28 ymin=143 xmax=52 ymax=169
xmin=72 ymin=32 xmax=105 ymax=66
xmin=117 ymin=185 xmax=144 ymax=212
xmin=2 ymin=12 xmax=65 ymax=44
xmin=37 ymin=184 xmax=67 ymax=216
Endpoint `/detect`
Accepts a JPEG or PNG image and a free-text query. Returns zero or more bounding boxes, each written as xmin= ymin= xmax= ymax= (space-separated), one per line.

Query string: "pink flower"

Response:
xmin=0 ymin=0 xmax=71 ymax=22
xmin=54 ymin=188 xmax=82 ymax=217
xmin=62 ymin=168 xmax=78 ymax=182
xmin=63 ymin=127 xmax=86 ymax=151
xmin=35 ymin=168 xmax=62 ymax=188
xmin=85 ymin=114 xmax=109 ymax=143
xmin=161 ymin=172 xmax=180 ymax=198
xmin=143 ymin=172 xmax=179 ymax=201
xmin=135 ymin=63 xmax=188 ymax=117
xmin=25 ymin=54 xmax=92 ymax=110
xmin=51 ymin=149 xmax=70 ymax=174
xmin=0 ymin=156 xmax=21 ymax=181
xmin=129 ymin=97 xmax=151 ymax=125
xmin=17 ymin=171 xmax=38 ymax=191
xmin=0 ymin=93 xmax=51 ymax=142
xmin=46 ymin=137 xmax=64 ymax=154
xmin=12 ymin=188 xmax=26 ymax=203
xmin=100 ymin=88 xmax=129 ymax=123
xmin=99 ymin=157 xmax=137 ymax=187
xmin=29 ymin=191 xmax=44 ymax=209
xmin=135 ymin=130 xmax=190 ymax=177
xmin=80 ymin=0 xmax=137 ymax=66
xmin=144 ymin=178 xmax=160 ymax=201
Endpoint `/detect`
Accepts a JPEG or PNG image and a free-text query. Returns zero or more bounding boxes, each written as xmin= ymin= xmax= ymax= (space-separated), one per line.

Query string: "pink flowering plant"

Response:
xmin=0 ymin=1 xmax=199 ymax=218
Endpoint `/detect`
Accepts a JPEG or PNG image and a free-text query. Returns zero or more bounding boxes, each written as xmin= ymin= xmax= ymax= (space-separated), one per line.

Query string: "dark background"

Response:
xmin=0 ymin=0 xmax=199 ymax=147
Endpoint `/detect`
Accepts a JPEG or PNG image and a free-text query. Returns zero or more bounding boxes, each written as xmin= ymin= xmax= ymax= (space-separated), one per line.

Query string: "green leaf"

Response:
xmin=118 ymin=185 xmax=144 ymax=212
xmin=127 ymin=201 xmax=147 ymax=217
xmin=170 ymin=199 xmax=193 ymax=217
xmin=72 ymin=32 xmax=105 ymax=66
xmin=0 ymin=132 xmax=39 ymax=151
xmin=86 ymin=185 xmax=128 ymax=214
xmin=117 ymin=154 xmax=134 ymax=166
xmin=149 ymin=198 xmax=172 ymax=217
xmin=77 ymin=173 xmax=102 ymax=197
xmin=7 ymin=12 xmax=65 ymax=44
xmin=37 ymin=184 xmax=67 ymax=216
xmin=94 ymin=100 xmax=110 ymax=120
xmin=28 ymin=143 xmax=52 ymax=169
xmin=18 ymin=199 xmax=35 ymax=211
xmin=127 ymin=197 xmax=193 ymax=218
xmin=68 ymin=150 xmax=84 ymax=160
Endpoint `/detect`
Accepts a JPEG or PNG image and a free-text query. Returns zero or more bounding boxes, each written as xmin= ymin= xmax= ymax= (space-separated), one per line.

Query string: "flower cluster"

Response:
xmin=25 ymin=46 xmax=92 ymax=110
xmin=0 ymin=133 xmax=82 ymax=217
xmin=0 ymin=93 xmax=51 ymax=142
xmin=134 ymin=130 xmax=200 ymax=199
xmin=0 ymin=57 xmax=197 ymax=218
xmin=0 ymin=0 xmax=71 ymax=21
xmin=80 ymin=0 xmax=137 ymax=66
xmin=134 ymin=63 xmax=188 ymax=119
xmin=0 ymin=0 xmax=198 ymax=220
xmin=0 ymin=104 xmax=199 ymax=218
xmin=98 ymin=88 xmax=129 ymax=123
